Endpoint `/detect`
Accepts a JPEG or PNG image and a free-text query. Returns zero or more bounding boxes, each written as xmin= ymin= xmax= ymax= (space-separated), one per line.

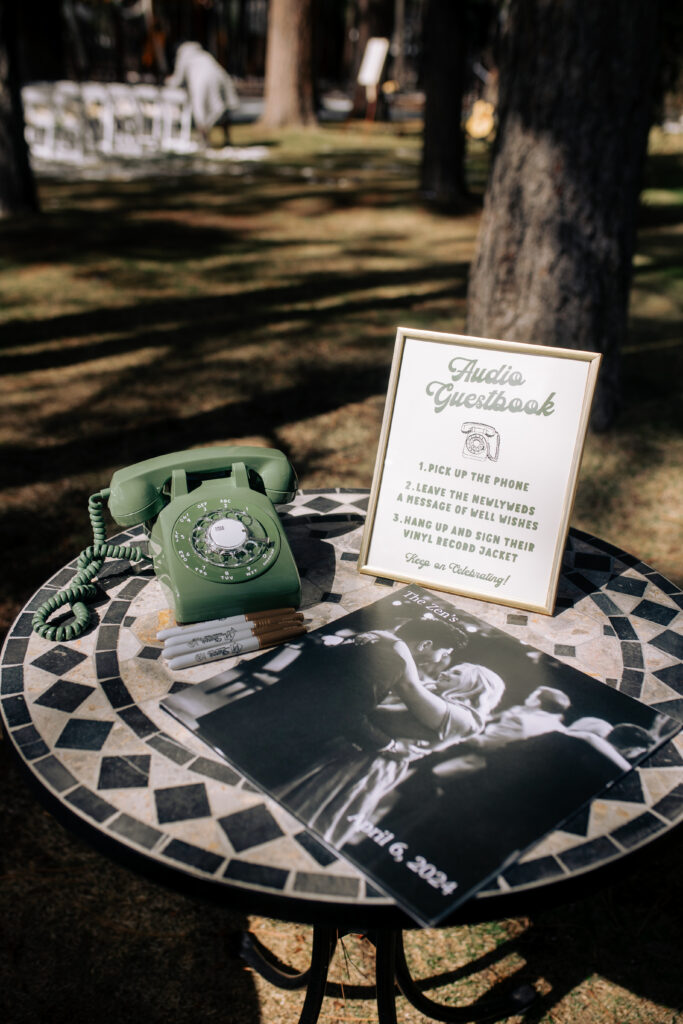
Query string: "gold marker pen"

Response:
xmin=162 ymin=615 xmax=304 ymax=658
xmin=157 ymin=607 xmax=299 ymax=641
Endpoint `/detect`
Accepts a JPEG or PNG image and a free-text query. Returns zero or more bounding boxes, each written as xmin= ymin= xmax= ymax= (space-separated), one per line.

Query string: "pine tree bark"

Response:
xmin=260 ymin=0 xmax=316 ymax=128
xmin=420 ymin=0 xmax=469 ymax=208
xmin=16 ymin=1 xmax=67 ymax=82
xmin=0 ymin=1 xmax=38 ymax=219
xmin=466 ymin=0 xmax=660 ymax=430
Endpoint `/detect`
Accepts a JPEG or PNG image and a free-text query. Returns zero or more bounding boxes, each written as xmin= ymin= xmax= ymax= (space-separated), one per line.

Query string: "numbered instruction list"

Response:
xmin=396 ymin=462 xmax=538 ymax=593
xmin=361 ymin=332 xmax=597 ymax=611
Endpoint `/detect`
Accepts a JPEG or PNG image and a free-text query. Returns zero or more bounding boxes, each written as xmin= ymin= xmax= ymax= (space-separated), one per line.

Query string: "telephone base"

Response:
xmin=163 ymin=580 xmax=303 ymax=626
xmin=149 ymin=477 xmax=301 ymax=626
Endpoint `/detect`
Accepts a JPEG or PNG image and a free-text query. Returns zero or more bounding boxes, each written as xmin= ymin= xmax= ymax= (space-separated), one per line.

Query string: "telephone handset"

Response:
xmin=33 ymin=446 xmax=302 ymax=641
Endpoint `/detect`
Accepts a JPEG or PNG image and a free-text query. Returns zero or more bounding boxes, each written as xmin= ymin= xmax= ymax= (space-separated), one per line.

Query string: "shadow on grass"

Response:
xmin=0 ymin=250 xmax=468 ymax=491
xmin=0 ymin=262 xmax=466 ymax=362
xmin=400 ymin=826 xmax=683 ymax=1018
xmin=0 ymin=742 xmax=260 ymax=1024
xmin=519 ymin=827 xmax=683 ymax=1020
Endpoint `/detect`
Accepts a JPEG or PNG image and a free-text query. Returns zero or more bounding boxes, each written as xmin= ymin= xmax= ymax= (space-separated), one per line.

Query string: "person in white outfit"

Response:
xmin=166 ymin=41 xmax=239 ymax=143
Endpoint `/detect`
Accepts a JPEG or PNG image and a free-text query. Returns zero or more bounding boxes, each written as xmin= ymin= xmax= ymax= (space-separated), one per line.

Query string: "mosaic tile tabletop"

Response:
xmin=2 ymin=490 xmax=682 ymax=922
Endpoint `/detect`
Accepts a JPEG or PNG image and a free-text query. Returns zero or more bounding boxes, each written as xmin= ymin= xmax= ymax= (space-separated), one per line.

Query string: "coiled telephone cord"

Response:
xmin=32 ymin=489 xmax=150 ymax=642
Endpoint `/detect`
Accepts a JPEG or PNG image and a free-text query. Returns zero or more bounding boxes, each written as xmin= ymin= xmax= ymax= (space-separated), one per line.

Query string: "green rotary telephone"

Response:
xmin=33 ymin=446 xmax=302 ymax=641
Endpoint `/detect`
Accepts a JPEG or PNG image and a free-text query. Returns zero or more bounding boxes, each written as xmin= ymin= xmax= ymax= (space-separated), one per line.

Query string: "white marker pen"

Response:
xmin=166 ymin=624 xmax=307 ymax=671
xmin=163 ymin=616 xmax=303 ymax=658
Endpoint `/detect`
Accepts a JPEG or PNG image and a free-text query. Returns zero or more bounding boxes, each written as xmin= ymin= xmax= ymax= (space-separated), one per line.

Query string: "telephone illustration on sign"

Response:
xmin=33 ymin=446 xmax=301 ymax=641
xmin=461 ymin=422 xmax=500 ymax=462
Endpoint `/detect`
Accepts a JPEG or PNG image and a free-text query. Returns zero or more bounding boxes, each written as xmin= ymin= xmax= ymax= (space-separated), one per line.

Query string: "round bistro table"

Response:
xmin=2 ymin=489 xmax=683 ymax=1023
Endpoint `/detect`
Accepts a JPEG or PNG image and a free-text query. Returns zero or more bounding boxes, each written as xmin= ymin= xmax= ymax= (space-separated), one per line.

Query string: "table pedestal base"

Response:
xmin=239 ymin=927 xmax=536 ymax=1024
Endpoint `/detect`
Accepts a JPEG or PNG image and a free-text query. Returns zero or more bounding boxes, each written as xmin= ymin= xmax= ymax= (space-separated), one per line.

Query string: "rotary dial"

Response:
xmin=465 ymin=433 xmax=487 ymax=456
xmin=172 ymin=500 xmax=280 ymax=583
xmin=191 ymin=509 xmax=272 ymax=568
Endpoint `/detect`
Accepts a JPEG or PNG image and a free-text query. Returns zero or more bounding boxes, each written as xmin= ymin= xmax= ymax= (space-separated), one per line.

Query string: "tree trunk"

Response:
xmin=0 ymin=2 xmax=39 ymax=219
xmin=260 ymin=0 xmax=316 ymax=128
xmin=420 ymin=0 xmax=469 ymax=209
xmin=466 ymin=0 xmax=661 ymax=430
xmin=16 ymin=1 xmax=67 ymax=82
xmin=392 ymin=0 xmax=406 ymax=88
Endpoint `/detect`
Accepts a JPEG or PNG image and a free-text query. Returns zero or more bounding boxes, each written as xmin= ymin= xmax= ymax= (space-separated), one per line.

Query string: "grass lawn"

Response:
xmin=0 ymin=121 xmax=681 ymax=1024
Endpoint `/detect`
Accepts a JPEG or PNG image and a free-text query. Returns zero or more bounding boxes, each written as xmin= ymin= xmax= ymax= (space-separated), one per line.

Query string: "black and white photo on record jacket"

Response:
xmin=162 ymin=586 xmax=680 ymax=926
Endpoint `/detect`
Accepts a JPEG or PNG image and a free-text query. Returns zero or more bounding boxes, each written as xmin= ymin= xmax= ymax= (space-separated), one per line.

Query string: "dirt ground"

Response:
xmin=1 ymin=124 xmax=682 ymax=1024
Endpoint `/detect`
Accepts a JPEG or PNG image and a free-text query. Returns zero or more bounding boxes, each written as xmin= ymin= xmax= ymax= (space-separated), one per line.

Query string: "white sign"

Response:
xmin=357 ymin=37 xmax=390 ymax=87
xmin=359 ymin=328 xmax=602 ymax=614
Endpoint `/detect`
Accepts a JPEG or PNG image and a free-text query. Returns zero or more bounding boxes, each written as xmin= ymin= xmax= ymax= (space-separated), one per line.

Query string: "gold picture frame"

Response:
xmin=358 ymin=328 xmax=602 ymax=614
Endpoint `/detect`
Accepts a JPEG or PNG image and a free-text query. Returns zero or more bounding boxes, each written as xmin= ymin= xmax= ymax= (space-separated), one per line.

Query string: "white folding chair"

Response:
xmin=81 ymin=82 xmax=115 ymax=154
xmin=22 ymin=83 xmax=56 ymax=159
xmin=52 ymin=80 xmax=86 ymax=162
xmin=108 ymin=83 xmax=143 ymax=156
xmin=133 ymin=83 xmax=164 ymax=151
xmin=160 ymin=86 xmax=196 ymax=153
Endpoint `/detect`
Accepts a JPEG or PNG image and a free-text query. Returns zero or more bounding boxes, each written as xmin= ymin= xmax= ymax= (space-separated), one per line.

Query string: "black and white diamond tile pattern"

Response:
xmin=36 ymin=678 xmax=95 ymax=713
xmin=98 ymin=754 xmax=151 ymax=789
xmin=218 ymin=804 xmax=285 ymax=852
xmin=2 ymin=492 xmax=682 ymax=914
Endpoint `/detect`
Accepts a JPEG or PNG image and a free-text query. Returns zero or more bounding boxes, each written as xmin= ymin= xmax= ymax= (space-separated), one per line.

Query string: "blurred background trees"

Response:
xmin=2 ymin=0 xmax=682 ymax=430
xmin=0 ymin=2 xmax=38 ymax=216
xmin=261 ymin=0 xmax=315 ymax=126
